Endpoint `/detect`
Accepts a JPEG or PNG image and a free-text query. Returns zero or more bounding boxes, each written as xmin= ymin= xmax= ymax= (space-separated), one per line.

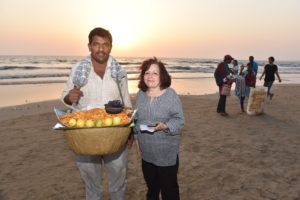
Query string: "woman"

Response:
xmin=231 ymin=59 xmax=242 ymax=79
xmin=134 ymin=57 xmax=185 ymax=200
xmin=236 ymin=63 xmax=256 ymax=112
xmin=259 ymin=56 xmax=282 ymax=100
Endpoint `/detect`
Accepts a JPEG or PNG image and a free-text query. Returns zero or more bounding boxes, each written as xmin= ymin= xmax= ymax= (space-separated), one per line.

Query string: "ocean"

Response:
xmin=1 ymin=55 xmax=300 ymax=85
xmin=0 ymin=55 xmax=300 ymax=107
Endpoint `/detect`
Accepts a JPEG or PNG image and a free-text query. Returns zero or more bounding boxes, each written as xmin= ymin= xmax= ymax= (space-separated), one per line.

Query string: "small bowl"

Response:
xmin=105 ymin=105 xmax=123 ymax=114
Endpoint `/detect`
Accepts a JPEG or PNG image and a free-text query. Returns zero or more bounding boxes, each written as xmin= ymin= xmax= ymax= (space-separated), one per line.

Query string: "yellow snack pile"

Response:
xmin=59 ymin=108 xmax=130 ymax=128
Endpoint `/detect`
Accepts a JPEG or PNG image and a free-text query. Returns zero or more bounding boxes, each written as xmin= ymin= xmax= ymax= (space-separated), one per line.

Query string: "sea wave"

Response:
xmin=0 ymin=76 xmax=214 ymax=85
xmin=1 ymin=55 xmax=300 ymax=86
xmin=0 ymin=73 xmax=69 ymax=79
xmin=0 ymin=66 xmax=71 ymax=70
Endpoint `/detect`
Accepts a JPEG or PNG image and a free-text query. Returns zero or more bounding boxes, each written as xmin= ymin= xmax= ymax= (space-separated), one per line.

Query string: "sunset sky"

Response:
xmin=1 ymin=0 xmax=300 ymax=60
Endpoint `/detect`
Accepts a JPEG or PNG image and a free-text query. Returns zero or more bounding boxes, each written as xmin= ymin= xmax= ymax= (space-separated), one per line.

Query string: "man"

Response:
xmin=248 ymin=56 xmax=258 ymax=87
xmin=61 ymin=27 xmax=132 ymax=200
xmin=259 ymin=56 xmax=282 ymax=100
xmin=215 ymin=54 xmax=234 ymax=116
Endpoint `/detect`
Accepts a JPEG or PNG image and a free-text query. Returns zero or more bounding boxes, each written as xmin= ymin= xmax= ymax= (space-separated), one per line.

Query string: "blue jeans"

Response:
xmin=76 ymin=147 xmax=127 ymax=200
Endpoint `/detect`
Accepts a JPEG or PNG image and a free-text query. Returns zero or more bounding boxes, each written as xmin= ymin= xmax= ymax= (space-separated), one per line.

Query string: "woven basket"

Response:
xmin=63 ymin=127 xmax=131 ymax=155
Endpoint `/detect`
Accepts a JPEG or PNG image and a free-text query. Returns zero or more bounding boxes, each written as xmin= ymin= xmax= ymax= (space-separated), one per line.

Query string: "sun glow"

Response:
xmin=85 ymin=0 xmax=154 ymax=51
xmin=109 ymin=24 xmax=136 ymax=49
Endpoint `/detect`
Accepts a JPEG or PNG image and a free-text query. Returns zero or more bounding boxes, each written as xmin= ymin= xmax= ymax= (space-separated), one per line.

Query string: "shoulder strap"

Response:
xmin=110 ymin=58 xmax=125 ymax=106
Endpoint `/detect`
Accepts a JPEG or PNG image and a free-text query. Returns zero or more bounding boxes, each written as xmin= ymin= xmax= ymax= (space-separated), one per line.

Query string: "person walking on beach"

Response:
xmin=61 ymin=27 xmax=132 ymax=200
xmin=214 ymin=54 xmax=235 ymax=116
xmin=236 ymin=63 xmax=256 ymax=112
xmin=248 ymin=56 xmax=259 ymax=87
xmin=133 ymin=57 xmax=185 ymax=200
xmin=259 ymin=56 xmax=282 ymax=100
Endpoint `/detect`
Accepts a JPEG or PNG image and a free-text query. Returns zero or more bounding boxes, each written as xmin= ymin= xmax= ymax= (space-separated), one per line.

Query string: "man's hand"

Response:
xmin=64 ymin=86 xmax=83 ymax=105
xmin=240 ymin=64 xmax=245 ymax=70
xmin=127 ymin=132 xmax=134 ymax=149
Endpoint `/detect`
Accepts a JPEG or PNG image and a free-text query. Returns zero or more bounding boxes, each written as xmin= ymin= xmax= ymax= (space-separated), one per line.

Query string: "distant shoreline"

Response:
xmin=0 ymin=78 xmax=221 ymax=108
xmin=0 ymin=81 xmax=294 ymax=108
xmin=1 ymin=55 xmax=300 ymax=108
xmin=1 ymin=55 xmax=300 ymax=62
xmin=1 ymin=83 xmax=299 ymax=121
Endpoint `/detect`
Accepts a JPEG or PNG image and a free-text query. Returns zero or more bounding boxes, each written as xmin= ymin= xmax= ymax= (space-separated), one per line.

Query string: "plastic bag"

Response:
xmin=246 ymin=87 xmax=267 ymax=115
xmin=221 ymin=84 xmax=231 ymax=96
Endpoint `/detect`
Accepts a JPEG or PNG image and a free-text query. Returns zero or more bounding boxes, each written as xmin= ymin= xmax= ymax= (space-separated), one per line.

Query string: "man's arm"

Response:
xmin=275 ymin=71 xmax=282 ymax=82
xmin=61 ymin=63 xmax=81 ymax=107
xmin=259 ymin=69 xmax=265 ymax=80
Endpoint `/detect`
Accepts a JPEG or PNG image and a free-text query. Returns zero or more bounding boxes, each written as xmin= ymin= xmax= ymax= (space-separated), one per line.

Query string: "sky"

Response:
xmin=1 ymin=0 xmax=300 ymax=61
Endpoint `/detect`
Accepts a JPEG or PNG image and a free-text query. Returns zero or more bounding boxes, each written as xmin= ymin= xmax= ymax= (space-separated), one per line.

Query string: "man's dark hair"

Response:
xmin=269 ymin=56 xmax=275 ymax=62
xmin=88 ymin=27 xmax=113 ymax=44
xmin=138 ymin=57 xmax=171 ymax=92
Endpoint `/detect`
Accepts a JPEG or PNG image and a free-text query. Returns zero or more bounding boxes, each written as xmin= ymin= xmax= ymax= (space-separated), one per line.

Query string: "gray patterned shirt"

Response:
xmin=134 ymin=88 xmax=185 ymax=166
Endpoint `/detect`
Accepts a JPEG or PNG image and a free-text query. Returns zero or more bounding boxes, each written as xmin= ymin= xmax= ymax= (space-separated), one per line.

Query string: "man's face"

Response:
xmin=226 ymin=59 xmax=233 ymax=64
xmin=88 ymin=35 xmax=112 ymax=64
xmin=268 ymin=58 xmax=274 ymax=64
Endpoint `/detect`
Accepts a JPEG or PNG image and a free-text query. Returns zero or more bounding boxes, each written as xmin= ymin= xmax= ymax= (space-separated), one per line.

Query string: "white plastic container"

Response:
xmin=246 ymin=87 xmax=267 ymax=115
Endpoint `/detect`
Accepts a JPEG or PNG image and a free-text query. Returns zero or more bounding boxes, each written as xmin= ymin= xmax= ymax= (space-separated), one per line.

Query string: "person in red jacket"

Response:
xmin=215 ymin=55 xmax=234 ymax=116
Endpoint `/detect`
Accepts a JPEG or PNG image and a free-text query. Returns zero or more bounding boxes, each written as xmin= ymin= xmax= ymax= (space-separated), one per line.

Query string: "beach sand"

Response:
xmin=0 ymin=84 xmax=300 ymax=200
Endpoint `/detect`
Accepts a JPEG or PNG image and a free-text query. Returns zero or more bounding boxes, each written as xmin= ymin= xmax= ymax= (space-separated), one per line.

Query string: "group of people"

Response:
xmin=61 ymin=27 xmax=184 ymax=200
xmin=215 ymin=54 xmax=282 ymax=116
xmin=61 ymin=26 xmax=283 ymax=199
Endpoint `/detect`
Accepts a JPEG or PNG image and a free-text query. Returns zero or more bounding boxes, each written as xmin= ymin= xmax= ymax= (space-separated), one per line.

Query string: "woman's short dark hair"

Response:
xmin=138 ymin=57 xmax=171 ymax=92
xmin=88 ymin=27 xmax=112 ymax=45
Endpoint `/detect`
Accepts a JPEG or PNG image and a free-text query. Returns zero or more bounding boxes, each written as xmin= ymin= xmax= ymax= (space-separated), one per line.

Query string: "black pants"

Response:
xmin=217 ymin=94 xmax=227 ymax=113
xmin=142 ymin=158 xmax=179 ymax=200
xmin=240 ymin=96 xmax=245 ymax=111
xmin=264 ymin=81 xmax=274 ymax=96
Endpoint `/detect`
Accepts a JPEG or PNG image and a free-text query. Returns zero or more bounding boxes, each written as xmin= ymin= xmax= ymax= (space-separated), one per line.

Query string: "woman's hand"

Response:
xmin=154 ymin=122 xmax=168 ymax=132
xmin=134 ymin=140 xmax=141 ymax=158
